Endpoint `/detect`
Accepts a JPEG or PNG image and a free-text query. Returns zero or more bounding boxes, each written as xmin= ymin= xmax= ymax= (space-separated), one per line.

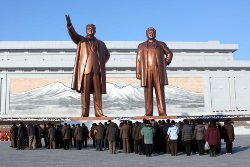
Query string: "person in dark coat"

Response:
xmin=177 ymin=121 xmax=184 ymax=152
xmin=190 ymin=120 xmax=197 ymax=154
xmin=95 ymin=122 xmax=105 ymax=151
xmin=117 ymin=122 xmax=123 ymax=150
xmin=90 ymin=123 xmax=97 ymax=148
xmin=71 ymin=124 xmax=76 ymax=147
xmin=152 ymin=122 xmax=161 ymax=154
xmin=128 ymin=121 xmax=134 ymax=153
xmin=16 ymin=122 xmax=27 ymax=150
xmin=27 ymin=124 xmax=36 ymax=150
xmin=55 ymin=124 xmax=63 ymax=149
xmin=133 ymin=121 xmax=144 ymax=155
xmin=82 ymin=123 xmax=89 ymax=148
xmin=106 ymin=122 xmax=118 ymax=154
xmin=216 ymin=122 xmax=222 ymax=154
xmin=103 ymin=122 xmax=109 ymax=150
xmin=74 ymin=124 xmax=83 ymax=150
xmin=46 ymin=123 xmax=52 ymax=149
xmin=205 ymin=120 xmax=220 ymax=157
xmin=36 ymin=124 xmax=43 ymax=148
xmin=48 ymin=124 xmax=56 ymax=149
xmin=10 ymin=123 xmax=18 ymax=148
xmin=61 ymin=123 xmax=71 ymax=150
xmin=222 ymin=118 xmax=235 ymax=154
xmin=163 ymin=119 xmax=171 ymax=154
xmin=181 ymin=119 xmax=193 ymax=156
xmin=42 ymin=123 xmax=49 ymax=148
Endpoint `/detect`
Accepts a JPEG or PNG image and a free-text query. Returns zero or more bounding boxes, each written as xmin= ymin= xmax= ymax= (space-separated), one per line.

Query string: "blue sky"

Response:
xmin=1 ymin=0 xmax=250 ymax=60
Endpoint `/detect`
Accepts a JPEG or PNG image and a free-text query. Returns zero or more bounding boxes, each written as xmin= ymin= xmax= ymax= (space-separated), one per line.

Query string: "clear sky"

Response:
xmin=1 ymin=0 xmax=250 ymax=60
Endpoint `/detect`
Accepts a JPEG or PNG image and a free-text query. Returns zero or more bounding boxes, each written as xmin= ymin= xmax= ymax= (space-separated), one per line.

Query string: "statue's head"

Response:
xmin=146 ymin=27 xmax=156 ymax=40
xmin=86 ymin=24 xmax=96 ymax=37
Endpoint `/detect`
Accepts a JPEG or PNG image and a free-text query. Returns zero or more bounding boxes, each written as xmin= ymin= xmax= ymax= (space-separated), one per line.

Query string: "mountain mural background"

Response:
xmin=9 ymin=82 xmax=204 ymax=117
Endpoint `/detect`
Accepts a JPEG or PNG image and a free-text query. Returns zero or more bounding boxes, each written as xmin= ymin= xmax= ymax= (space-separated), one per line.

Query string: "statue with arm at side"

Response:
xmin=136 ymin=27 xmax=173 ymax=116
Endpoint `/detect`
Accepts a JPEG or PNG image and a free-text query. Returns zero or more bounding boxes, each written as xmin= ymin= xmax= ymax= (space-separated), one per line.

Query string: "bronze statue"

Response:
xmin=136 ymin=27 xmax=173 ymax=116
xmin=65 ymin=15 xmax=110 ymax=117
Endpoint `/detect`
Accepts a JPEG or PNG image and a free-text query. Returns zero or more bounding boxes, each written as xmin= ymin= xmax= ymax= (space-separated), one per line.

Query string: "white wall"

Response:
xmin=0 ymin=41 xmax=249 ymax=117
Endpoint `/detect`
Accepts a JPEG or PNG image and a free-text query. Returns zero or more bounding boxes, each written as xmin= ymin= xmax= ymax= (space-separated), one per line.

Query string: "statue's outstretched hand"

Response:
xmin=65 ymin=14 xmax=72 ymax=26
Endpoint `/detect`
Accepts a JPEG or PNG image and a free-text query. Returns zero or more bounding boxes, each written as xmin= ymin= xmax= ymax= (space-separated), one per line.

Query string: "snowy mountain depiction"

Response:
xmin=9 ymin=82 xmax=204 ymax=117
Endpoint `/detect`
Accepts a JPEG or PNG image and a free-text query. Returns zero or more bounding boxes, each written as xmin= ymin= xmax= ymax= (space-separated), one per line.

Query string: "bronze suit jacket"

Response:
xmin=136 ymin=40 xmax=173 ymax=87
xmin=67 ymin=25 xmax=110 ymax=93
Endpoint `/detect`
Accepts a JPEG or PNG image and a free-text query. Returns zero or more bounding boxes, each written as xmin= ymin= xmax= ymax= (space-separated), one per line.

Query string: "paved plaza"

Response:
xmin=0 ymin=135 xmax=250 ymax=167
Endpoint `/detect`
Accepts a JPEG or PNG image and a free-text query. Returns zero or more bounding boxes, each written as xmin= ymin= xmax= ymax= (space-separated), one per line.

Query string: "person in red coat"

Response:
xmin=205 ymin=120 xmax=220 ymax=157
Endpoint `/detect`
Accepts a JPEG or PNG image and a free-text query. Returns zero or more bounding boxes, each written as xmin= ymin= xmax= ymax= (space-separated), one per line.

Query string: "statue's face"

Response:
xmin=86 ymin=26 xmax=96 ymax=37
xmin=147 ymin=29 xmax=156 ymax=40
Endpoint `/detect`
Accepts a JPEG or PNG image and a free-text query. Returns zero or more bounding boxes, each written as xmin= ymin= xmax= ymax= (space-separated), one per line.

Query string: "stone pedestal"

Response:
xmin=70 ymin=115 xmax=177 ymax=121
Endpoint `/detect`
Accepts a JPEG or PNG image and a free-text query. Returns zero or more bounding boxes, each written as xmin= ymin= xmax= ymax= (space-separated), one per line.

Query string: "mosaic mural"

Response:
xmin=9 ymin=77 xmax=204 ymax=117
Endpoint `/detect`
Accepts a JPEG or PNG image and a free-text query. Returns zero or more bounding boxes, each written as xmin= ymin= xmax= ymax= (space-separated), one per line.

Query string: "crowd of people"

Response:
xmin=9 ymin=118 xmax=235 ymax=157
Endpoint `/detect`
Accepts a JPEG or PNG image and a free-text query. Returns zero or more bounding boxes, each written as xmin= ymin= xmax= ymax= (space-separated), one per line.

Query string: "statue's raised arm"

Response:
xmin=65 ymin=15 xmax=72 ymax=27
xmin=65 ymin=14 xmax=81 ymax=44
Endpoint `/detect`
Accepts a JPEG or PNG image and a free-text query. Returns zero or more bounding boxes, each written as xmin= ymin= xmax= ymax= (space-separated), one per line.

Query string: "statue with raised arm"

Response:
xmin=65 ymin=15 xmax=110 ymax=117
xmin=136 ymin=27 xmax=173 ymax=116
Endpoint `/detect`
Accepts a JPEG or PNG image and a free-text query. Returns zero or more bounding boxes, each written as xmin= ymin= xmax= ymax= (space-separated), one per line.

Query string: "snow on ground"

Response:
xmin=234 ymin=126 xmax=250 ymax=135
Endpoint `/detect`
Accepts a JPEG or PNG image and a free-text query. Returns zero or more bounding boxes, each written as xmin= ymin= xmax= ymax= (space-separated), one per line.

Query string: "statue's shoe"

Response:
xmin=96 ymin=114 xmax=107 ymax=117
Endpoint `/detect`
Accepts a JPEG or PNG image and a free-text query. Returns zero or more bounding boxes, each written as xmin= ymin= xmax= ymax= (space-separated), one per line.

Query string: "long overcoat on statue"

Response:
xmin=136 ymin=40 xmax=173 ymax=87
xmin=67 ymin=25 xmax=110 ymax=93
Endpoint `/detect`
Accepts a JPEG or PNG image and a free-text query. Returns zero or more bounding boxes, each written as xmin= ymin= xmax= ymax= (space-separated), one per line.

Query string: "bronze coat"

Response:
xmin=67 ymin=25 xmax=110 ymax=93
xmin=136 ymin=40 xmax=173 ymax=87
